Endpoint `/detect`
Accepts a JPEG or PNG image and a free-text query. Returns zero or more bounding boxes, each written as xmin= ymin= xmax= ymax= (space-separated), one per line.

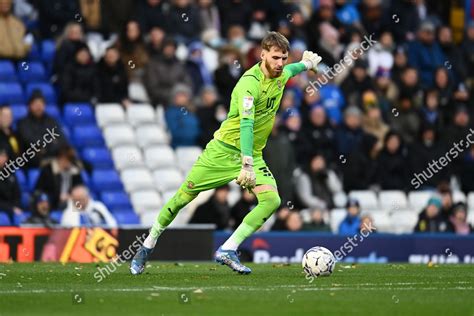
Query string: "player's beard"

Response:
xmin=264 ymin=59 xmax=282 ymax=78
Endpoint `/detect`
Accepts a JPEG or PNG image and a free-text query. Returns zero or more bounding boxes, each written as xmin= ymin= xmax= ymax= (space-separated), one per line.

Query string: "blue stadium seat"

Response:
xmin=50 ymin=210 xmax=62 ymax=223
xmin=26 ymin=83 xmax=56 ymax=104
xmin=73 ymin=125 xmax=105 ymax=148
xmin=41 ymin=40 xmax=56 ymax=63
xmin=114 ymin=211 xmax=140 ymax=225
xmin=0 ymin=60 xmax=17 ymax=81
xmin=14 ymin=211 xmax=31 ymax=226
xmin=16 ymin=169 xmax=27 ymax=191
xmin=21 ymin=192 xmax=30 ymax=209
xmin=101 ymin=191 xmax=132 ymax=210
xmin=81 ymin=170 xmax=91 ymax=187
xmin=81 ymin=147 xmax=114 ymax=169
xmin=63 ymin=103 xmax=95 ymax=126
xmin=28 ymin=168 xmax=40 ymax=191
xmin=61 ymin=125 xmax=71 ymax=141
xmin=27 ymin=42 xmax=41 ymax=61
xmin=92 ymin=169 xmax=123 ymax=191
xmin=0 ymin=212 xmax=11 ymax=226
xmin=0 ymin=83 xmax=24 ymax=104
xmin=10 ymin=104 xmax=28 ymax=121
xmin=45 ymin=104 xmax=61 ymax=120
xmin=18 ymin=61 xmax=47 ymax=83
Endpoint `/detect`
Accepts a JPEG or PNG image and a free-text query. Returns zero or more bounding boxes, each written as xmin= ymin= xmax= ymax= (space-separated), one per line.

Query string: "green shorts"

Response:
xmin=180 ymin=139 xmax=277 ymax=195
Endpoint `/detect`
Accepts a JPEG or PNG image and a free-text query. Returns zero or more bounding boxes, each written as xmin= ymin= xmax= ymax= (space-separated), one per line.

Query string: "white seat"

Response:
xmin=153 ymin=169 xmax=184 ymax=192
xmin=452 ymin=191 xmax=467 ymax=203
xmin=348 ymin=190 xmax=378 ymax=210
xmin=408 ymin=191 xmax=433 ymax=212
xmin=379 ymin=190 xmax=408 ymax=211
xmin=330 ymin=208 xmax=347 ymax=233
xmin=127 ymin=104 xmax=155 ymax=126
xmin=467 ymin=209 xmax=474 ymax=226
xmin=156 ymin=105 xmax=167 ymax=129
xmin=121 ymin=168 xmax=155 ymax=192
xmin=468 ymin=192 xmax=474 ymax=211
xmin=103 ymin=124 xmax=135 ymax=148
xmin=130 ymin=190 xmax=162 ymax=214
xmin=175 ymin=146 xmax=202 ymax=172
xmin=96 ymin=104 xmax=125 ymax=127
xmin=140 ymin=210 xmax=160 ymax=226
xmin=390 ymin=210 xmax=418 ymax=234
xmin=136 ymin=125 xmax=169 ymax=148
xmin=128 ymin=82 xmax=150 ymax=103
xmin=364 ymin=211 xmax=392 ymax=233
xmin=112 ymin=146 xmax=144 ymax=170
xmin=144 ymin=145 xmax=176 ymax=169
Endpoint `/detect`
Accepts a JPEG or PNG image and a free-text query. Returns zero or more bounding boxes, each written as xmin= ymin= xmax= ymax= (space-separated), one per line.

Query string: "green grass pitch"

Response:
xmin=0 ymin=262 xmax=473 ymax=316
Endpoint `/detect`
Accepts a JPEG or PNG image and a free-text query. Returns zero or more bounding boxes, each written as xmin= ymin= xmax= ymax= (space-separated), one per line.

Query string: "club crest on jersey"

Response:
xmin=277 ymin=80 xmax=282 ymax=90
xmin=187 ymin=181 xmax=195 ymax=189
xmin=243 ymin=96 xmax=254 ymax=115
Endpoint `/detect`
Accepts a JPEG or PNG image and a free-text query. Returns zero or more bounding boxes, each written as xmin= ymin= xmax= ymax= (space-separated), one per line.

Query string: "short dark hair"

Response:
xmin=261 ymin=31 xmax=290 ymax=53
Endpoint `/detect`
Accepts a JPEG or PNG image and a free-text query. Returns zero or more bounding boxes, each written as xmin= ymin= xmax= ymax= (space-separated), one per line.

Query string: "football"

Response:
xmin=302 ymin=246 xmax=336 ymax=278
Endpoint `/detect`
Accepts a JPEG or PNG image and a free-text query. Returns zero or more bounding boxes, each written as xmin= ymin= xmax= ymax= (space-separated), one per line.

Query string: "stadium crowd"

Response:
xmin=0 ymin=0 xmax=473 ymax=234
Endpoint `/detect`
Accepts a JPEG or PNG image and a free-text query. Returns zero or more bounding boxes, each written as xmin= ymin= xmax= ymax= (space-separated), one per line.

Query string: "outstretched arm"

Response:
xmin=284 ymin=51 xmax=323 ymax=78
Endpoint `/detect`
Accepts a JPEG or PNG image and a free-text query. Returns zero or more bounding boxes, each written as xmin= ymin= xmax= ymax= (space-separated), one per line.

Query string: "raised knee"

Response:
xmin=258 ymin=190 xmax=281 ymax=212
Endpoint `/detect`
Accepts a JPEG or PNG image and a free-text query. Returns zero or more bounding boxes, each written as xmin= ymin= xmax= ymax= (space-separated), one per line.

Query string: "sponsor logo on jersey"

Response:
xmin=187 ymin=181 xmax=195 ymax=189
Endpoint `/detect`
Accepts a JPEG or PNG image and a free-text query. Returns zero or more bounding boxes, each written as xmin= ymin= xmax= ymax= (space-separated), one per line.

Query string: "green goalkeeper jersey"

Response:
xmin=214 ymin=62 xmax=305 ymax=157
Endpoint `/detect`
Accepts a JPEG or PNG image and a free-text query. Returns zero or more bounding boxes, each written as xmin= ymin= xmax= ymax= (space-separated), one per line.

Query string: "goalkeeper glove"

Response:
xmin=301 ymin=50 xmax=322 ymax=72
xmin=236 ymin=156 xmax=256 ymax=190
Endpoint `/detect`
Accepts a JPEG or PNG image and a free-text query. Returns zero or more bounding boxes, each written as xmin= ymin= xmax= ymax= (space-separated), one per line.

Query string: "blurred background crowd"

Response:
xmin=0 ymin=0 xmax=473 ymax=235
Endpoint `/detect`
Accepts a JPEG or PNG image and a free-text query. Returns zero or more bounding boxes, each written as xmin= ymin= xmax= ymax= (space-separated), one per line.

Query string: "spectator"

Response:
xmin=388 ymin=93 xmax=420 ymax=144
xmin=101 ymin=0 xmax=134 ymax=35
xmin=24 ymin=191 xmax=57 ymax=227
xmin=449 ymin=202 xmax=473 ymax=235
xmin=97 ymin=46 xmax=130 ymax=105
xmin=397 ymin=67 xmax=423 ymax=108
xmin=359 ymin=214 xmax=375 ymax=234
xmin=316 ymin=22 xmax=344 ymax=68
xmin=391 ymin=46 xmax=409 ymax=86
xmin=367 ymin=31 xmax=394 ymax=77
xmin=35 ymin=145 xmax=84 ymax=210
xmin=17 ymin=92 xmax=67 ymax=168
xmin=146 ymin=26 xmax=166 ymax=58
xmin=190 ymin=185 xmax=230 ymax=229
xmin=216 ymin=0 xmax=252 ymax=37
xmin=373 ymin=67 xmax=398 ymax=114
xmin=388 ymin=0 xmax=420 ymax=42
xmin=418 ymin=89 xmax=442 ymax=130
xmin=214 ymin=45 xmax=244 ymax=107
xmin=361 ymin=92 xmax=389 ymax=152
xmin=37 ymin=0 xmax=80 ymax=38
xmin=407 ymin=20 xmax=445 ymax=88
xmin=0 ymin=149 xmax=22 ymax=223
xmin=295 ymin=154 xmax=343 ymax=210
xmin=414 ymin=196 xmax=450 ymax=233
xmin=341 ymin=134 xmax=378 ymax=192
xmin=433 ymin=67 xmax=455 ymax=120
xmin=79 ymin=0 xmax=102 ymax=33
xmin=0 ymin=106 xmax=21 ymax=159
xmin=61 ymin=185 xmax=117 ymax=227
xmin=144 ymin=38 xmax=192 ymax=106
xmin=302 ymin=208 xmax=331 ymax=232
xmin=338 ymin=198 xmax=361 ymax=235
xmin=0 ymin=0 xmax=31 ymax=60
xmin=198 ymin=0 xmax=220 ymax=35
xmin=271 ymin=206 xmax=291 ymax=231
xmin=341 ymin=59 xmax=373 ymax=107
xmin=319 ymin=65 xmax=346 ymax=125
xmin=335 ymin=106 xmax=367 ymax=155
xmin=375 ymin=131 xmax=409 ymax=190
xmin=442 ymin=106 xmax=471 ymax=148
xmin=285 ymin=211 xmax=303 ymax=231
xmin=133 ymin=0 xmax=168 ymax=33
xmin=60 ymin=44 xmax=99 ymax=104
xmin=53 ymin=22 xmax=86 ymax=79
xmin=167 ymin=0 xmax=202 ymax=44
xmin=459 ymin=145 xmax=474 ymax=193
xmin=230 ymin=189 xmax=257 ymax=230
xmin=438 ymin=183 xmax=454 ymax=221
xmin=165 ymin=84 xmax=200 ymax=147
xmin=117 ymin=20 xmax=149 ymax=81
xmin=185 ymin=41 xmax=213 ymax=95
xmin=196 ymin=85 xmax=224 ymax=147
xmin=438 ymin=25 xmax=466 ymax=84
xmin=296 ymin=105 xmax=336 ymax=165
xmin=264 ymin=124 xmax=297 ymax=204
xmin=461 ymin=21 xmax=474 ymax=86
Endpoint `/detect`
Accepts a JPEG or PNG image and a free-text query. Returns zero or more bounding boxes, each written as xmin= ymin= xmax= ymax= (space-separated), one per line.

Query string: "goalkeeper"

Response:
xmin=131 ymin=32 xmax=322 ymax=275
